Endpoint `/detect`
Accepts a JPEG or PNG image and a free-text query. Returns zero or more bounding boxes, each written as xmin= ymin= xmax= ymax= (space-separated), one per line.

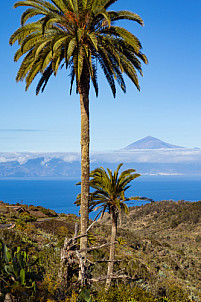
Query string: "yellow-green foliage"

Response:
xmin=95 ymin=285 xmax=156 ymax=302
xmin=94 ymin=284 xmax=190 ymax=302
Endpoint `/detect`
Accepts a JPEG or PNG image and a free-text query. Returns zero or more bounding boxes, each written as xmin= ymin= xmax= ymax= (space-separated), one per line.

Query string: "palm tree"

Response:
xmin=86 ymin=163 xmax=140 ymax=288
xmin=9 ymin=0 xmax=147 ymax=255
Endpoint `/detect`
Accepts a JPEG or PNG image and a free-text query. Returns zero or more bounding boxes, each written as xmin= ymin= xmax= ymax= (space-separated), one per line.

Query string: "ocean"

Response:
xmin=0 ymin=176 xmax=201 ymax=217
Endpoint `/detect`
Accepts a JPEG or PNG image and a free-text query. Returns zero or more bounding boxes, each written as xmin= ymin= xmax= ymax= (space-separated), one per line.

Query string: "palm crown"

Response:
xmin=76 ymin=163 xmax=140 ymax=217
xmin=9 ymin=0 xmax=147 ymax=96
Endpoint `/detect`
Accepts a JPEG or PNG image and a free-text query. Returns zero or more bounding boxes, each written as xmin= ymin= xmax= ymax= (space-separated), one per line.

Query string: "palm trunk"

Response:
xmin=79 ymin=63 xmax=90 ymax=260
xmin=106 ymin=209 xmax=117 ymax=289
xmin=119 ymin=208 xmax=122 ymax=227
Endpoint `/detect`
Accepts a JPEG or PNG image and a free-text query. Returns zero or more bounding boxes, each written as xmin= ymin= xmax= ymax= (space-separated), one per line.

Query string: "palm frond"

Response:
xmin=93 ymin=0 xmax=117 ymax=10
xmin=15 ymin=0 xmax=59 ymax=12
xmin=109 ymin=10 xmax=144 ymax=26
xmin=14 ymin=0 xmax=50 ymax=12
xmin=35 ymin=39 xmax=52 ymax=59
xmin=16 ymin=50 xmax=35 ymax=81
xmin=21 ymin=8 xmax=47 ymax=25
xmin=69 ymin=65 xmax=75 ymax=94
xmin=97 ymin=54 xmax=116 ymax=97
xmin=48 ymin=0 xmax=68 ymax=12
xmin=25 ymin=59 xmax=42 ymax=90
xmin=91 ymin=62 xmax=98 ymax=97
xmin=9 ymin=22 xmax=42 ymax=45
xmin=67 ymin=37 xmax=77 ymax=60
xmin=36 ymin=63 xmax=53 ymax=94
xmin=21 ymin=33 xmax=44 ymax=53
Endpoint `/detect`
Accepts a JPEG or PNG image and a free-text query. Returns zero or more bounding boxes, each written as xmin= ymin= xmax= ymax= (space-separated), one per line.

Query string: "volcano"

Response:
xmin=124 ymin=136 xmax=185 ymax=150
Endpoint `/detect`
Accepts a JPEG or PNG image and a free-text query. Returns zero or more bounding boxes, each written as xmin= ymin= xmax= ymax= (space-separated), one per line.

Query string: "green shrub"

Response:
xmin=0 ymin=215 xmax=8 ymax=224
xmin=95 ymin=284 xmax=156 ymax=302
xmin=195 ymin=235 xmax=201 ymax=242
xmin=167 ymin=285 xmax=190 ymax=302
xmin=19 ymin=212 xmax=37 ymax=223
xmin=0 ymin=241 xmax=41 ymax=301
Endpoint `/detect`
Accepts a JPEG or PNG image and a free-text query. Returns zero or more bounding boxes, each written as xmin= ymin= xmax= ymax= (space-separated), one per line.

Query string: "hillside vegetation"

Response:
xmin=0 ymin=200 xmax=200 ymax=301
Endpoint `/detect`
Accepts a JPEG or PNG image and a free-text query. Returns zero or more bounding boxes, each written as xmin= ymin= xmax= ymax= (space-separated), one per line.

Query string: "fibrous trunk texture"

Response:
xmin=106 ymin=209 xmax=117 ymax=289
xmin=79 ymin=64 xmax=90 ymax=260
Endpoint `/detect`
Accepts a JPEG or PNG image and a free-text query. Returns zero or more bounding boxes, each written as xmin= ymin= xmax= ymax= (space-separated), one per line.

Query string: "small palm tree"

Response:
xmin=84 ymin=163 xmax=140 ymax=288
xmin=9 ymin=0 xmax=147 ymax=256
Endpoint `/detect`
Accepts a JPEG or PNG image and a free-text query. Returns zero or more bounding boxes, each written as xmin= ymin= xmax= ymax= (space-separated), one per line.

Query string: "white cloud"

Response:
xmin=0 ymin=149 xmax=200 ymax=164
xmin=91 ymin=149 xmax=201 ymax=163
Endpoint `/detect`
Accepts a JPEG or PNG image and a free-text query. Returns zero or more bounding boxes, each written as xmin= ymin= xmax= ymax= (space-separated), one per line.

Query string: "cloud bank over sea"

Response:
xmin=91 ymin=149 xmax=201 ymax=164
xmin=0 ymin=149 xmax=201 ymax=165
xmin=0 ymin=149 xmax=200 ymax=177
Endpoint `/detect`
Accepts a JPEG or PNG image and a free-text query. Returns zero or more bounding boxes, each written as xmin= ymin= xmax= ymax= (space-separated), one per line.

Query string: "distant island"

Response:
xmin=0 ymin=137 xmax=200 ymax=177
xmin=124 ymin=136 xmax=186 ymax=149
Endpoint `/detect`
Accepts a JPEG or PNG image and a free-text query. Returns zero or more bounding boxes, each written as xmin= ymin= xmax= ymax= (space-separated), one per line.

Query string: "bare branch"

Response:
xmin=87 ymin=258 xmax=124 ymax=265
xmin=89 ymin=274 xmax=131 ymax=282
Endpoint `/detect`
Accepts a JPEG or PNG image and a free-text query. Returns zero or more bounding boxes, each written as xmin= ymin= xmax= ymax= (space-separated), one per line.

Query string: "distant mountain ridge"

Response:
xmin=0 ymin=137 xmax=200 ymax=177
xmin=124 ymin=136 xmax=185 ymax=150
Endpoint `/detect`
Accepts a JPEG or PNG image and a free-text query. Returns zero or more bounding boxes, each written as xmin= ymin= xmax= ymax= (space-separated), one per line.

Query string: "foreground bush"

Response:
xmin=0 ymin=241 xmax=41 ymax=301
xmin=94 ymin=284 xmax=190 ymax=302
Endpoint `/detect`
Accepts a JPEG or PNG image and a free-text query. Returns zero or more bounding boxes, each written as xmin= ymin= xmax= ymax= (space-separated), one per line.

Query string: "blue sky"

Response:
xmin=1 ymin=0 xmax=201 ymax=152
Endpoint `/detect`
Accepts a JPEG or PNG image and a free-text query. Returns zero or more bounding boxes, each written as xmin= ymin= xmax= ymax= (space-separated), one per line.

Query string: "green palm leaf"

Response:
xmin=10 ymin=0 xmax=147 ymax=94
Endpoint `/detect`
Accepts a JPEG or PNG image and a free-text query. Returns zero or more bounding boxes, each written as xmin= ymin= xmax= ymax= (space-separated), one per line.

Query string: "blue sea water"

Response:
xmin=0 ymin=176 xmax=200 ymax=217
